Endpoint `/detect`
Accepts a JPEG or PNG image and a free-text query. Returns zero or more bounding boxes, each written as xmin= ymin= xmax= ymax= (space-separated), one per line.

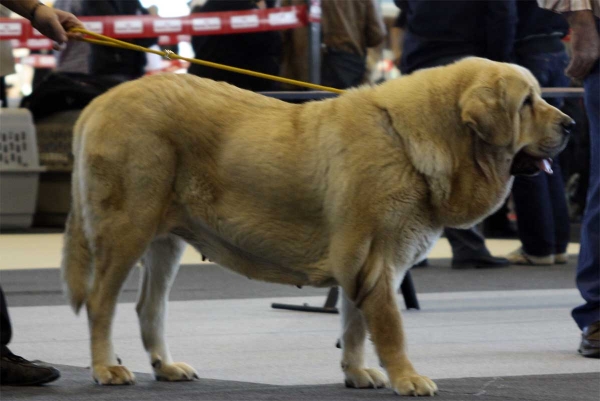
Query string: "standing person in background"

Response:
xmin=506 ymin=0 xmax=572 ymax=266
xmin=395 ymin=0 xmax=515 ymax=269
xmin=0 ymin=0 xmax=83 ymax=385
xmin=537 ymin=0 xmax=599 ymax=359
xmin=82 ymin=0 xmax=157 ymax=82
xmin=320 ymin=0 xmax=385 ymax=89
xmin=188 ymin=0 xmax=282 ymax=92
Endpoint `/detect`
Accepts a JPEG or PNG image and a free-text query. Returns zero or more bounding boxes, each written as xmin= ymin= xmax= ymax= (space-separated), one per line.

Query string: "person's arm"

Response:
xmin=1 ymin=0 xmax=82 ymax=45
xmin=536 ymin=0 xmax=599 ymax=79
xmin=485 ymin=0 xmax=517 ymax=62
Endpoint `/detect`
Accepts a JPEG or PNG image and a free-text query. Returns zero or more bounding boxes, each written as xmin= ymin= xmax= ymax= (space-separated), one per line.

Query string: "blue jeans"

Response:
xmin=572 ymin=56 xmax=600 ymax=330
xmin=512 ymin=51 xmax=571 ymax=256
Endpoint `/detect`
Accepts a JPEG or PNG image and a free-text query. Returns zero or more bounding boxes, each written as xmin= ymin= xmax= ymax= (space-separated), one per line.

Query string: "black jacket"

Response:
xmin=515 ymin=0 xmax=569 ymax=54
xmin=395 ymin=0 xmax=516 ymax=74
xmin=83 ymin=0 xmax=157 ymax=80
xmin=188 ymin=0 xmax=282 ymax=91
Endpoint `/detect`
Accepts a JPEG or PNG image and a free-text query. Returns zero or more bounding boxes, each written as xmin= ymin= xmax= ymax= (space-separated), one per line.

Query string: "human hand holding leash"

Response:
xmin=1 ymin=0 xmax=83 ymax=49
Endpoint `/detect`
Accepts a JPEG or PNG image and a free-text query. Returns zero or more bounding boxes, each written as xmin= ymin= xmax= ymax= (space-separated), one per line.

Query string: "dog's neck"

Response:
xmin=439 ymin=135 xmax=513 ymax=228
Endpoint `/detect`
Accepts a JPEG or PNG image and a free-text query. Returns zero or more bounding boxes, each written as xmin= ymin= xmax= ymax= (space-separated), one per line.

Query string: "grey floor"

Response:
xmin=1 ymin=258 xmax=599 ymax=400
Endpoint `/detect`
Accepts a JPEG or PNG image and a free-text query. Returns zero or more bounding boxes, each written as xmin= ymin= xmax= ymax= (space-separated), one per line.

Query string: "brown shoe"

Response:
xmin=579 ymin=321 xmax=600 ymax=358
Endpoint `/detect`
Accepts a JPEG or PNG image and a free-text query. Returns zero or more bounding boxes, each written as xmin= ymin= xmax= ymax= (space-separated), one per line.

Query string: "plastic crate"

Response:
xmin=0 ymin=109 xmax=46 ymax=229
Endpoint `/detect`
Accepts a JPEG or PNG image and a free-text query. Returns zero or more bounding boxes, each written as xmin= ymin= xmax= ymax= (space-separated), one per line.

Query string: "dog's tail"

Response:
xmin=61 ymin=125 xmax=92 ymax=314
xmin=61 ymin=206 xmax=92 ymax=314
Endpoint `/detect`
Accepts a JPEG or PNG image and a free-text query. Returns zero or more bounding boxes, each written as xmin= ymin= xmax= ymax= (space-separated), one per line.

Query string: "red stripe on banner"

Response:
xmin=0 ymin=5 xmax=312 ymax=49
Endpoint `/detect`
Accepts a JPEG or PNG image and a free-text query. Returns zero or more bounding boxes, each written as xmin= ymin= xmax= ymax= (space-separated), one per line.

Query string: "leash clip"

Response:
xmin=164 ymin=50 xmax=175 ymax=60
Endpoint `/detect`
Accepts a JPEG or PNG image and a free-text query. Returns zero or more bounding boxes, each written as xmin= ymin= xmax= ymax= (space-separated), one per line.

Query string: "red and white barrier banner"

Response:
xmin=18 ymin=54 xmax=191 ymax=72
xmin=0 ymin=5 xmax=313 ymax=49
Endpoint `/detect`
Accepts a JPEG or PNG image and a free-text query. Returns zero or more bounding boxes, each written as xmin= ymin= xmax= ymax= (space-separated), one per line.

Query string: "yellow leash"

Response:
xmin=70 ymin=27 xmax=345 ymax=94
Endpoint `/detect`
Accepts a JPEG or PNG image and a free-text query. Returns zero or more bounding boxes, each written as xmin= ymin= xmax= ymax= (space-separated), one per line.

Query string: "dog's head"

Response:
xmin=459 ymin=59 xmax=574 ymax=176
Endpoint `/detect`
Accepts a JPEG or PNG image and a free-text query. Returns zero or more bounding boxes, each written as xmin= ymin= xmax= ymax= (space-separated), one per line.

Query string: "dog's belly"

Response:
xmin=173 ymin=216 xmax=337 ymax=288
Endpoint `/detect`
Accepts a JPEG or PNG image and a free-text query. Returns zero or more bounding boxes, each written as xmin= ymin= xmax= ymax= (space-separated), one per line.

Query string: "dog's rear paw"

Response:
xmin=391 ymin=374 xmax=437 ymax=396
xmin=344 ymin=367 xmax=389 ymax=389
xmin=93 ymin=365 xmax=136 ymax=385
xmin=154 ymin=362 xmax=199 ymax=382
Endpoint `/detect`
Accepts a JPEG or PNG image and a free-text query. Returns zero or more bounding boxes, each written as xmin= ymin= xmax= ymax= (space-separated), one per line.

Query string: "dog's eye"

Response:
xmin=522 ymin=95 xmax=533 ymax=108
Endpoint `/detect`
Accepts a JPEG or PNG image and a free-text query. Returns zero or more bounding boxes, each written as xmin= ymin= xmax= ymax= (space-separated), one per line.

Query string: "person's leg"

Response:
xmin=447 ymin=228 xmax=509 ymax=268
xmin=0 ymin=286 xmax=12 ymax=356
xmin=0 ymin=76 xmax=7 ymax=108
xmin=548 ymin=51 xmax=572 ymax=259
xmin=571 ymin=56 xmax=599 ymax=358
xmin=548 ymin=159 xmax=571 ymax=257
xmin=509 ymin=51 xmax=570 ymax=263
xmin=0 ymin=285 xmax=61 ymax=385
xmin=512 ymin=173 xmax=554 ymax=256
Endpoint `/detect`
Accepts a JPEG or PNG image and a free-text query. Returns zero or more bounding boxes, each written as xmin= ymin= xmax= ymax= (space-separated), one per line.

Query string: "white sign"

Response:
xmin=153 ymin=19 xmax=182 ymax=33
xmin=114 ymin=19 xmax=143 ymax=34
xmin=268 ymin=11 xmax=298 ymax=26
xmin=192 ymin=17 xmax=221 ymax=31
xmin=230 ymin=15 xmax=259 ymax=29
xmin=0 ymin=22 xmax=22 ymax=37
xmin=84 ymin=21 xmax=104 ymax=34
xmin=309 ymin=3 xmax=322 ymax=20
xmin=26 ymin=39 xmax=52 ymax=48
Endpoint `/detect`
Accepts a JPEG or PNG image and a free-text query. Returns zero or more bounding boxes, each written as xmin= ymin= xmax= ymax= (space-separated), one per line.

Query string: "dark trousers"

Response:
xmin=0 ymin=76 xmax=7 ymax=108
xmin=0 ymin=286 xmax=12 ymax=355
xmin=572 ymin=54 xmax=600 ymax=330
xmin=512 ymin=50 xmax=571 ymax=256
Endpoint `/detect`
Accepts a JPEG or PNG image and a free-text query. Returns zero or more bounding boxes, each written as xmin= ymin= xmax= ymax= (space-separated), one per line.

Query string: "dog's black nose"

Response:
xmin=562 ymin=119 xmax=575 ymax=134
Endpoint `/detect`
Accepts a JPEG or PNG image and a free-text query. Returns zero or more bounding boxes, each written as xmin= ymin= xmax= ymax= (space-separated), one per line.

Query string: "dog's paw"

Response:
xmin=344 ymin=367 xmax=389 ymax=389
xmin=93 ymin=365 xmax=136 ymax=385
xmin=391 ymin=374 xmax=437 ymax=396
xmin=154 ymin=362 xmax=199 ymax=382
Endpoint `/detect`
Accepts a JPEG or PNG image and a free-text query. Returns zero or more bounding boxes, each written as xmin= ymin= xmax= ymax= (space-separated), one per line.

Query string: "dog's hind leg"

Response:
xmin=86 ymin=218 xmax=154 ymax=385
xmin=340 ymin=290 xmax=389 ymax=389
xmin=137 ymin=234 xmax=198 ymax=381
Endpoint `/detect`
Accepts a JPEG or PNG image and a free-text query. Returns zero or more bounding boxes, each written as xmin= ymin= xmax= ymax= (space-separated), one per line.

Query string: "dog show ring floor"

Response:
xmin=0 ymin=234 xmax=598 ymax=400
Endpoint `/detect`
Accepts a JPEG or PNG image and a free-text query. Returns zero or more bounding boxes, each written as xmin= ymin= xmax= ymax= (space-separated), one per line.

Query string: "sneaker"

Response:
xmin=554 ymin=252 xmax=568 ymax=264
xmin=506 ymin=248 xmax=554 ymax=266
xmin=0 ymin=351 xmax=60 ymax=386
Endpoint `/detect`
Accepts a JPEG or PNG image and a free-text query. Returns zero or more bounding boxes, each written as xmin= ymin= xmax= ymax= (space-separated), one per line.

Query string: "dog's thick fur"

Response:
xmin=62 ymin=57 xmax=572 ymax=395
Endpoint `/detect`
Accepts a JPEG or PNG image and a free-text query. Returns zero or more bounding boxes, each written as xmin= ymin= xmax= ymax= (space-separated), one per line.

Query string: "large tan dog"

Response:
xmin=62 ymin=57 xmax=573 ymax=396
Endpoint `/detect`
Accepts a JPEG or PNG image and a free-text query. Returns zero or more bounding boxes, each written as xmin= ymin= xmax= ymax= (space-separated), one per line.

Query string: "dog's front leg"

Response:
xmin=340 ymin=289 xmax=389 ymax=389
xmin=350 ymin=257 xmax=437 ymax=396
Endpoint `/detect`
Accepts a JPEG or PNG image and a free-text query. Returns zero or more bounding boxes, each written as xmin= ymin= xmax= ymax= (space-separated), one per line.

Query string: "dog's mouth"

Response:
xmin=510 ymin=150 xmax=553 ymax=176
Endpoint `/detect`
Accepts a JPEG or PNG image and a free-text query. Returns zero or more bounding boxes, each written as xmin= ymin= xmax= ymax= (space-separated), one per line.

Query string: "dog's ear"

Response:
xmin=459 ymin=78 xmax=514 ymax=147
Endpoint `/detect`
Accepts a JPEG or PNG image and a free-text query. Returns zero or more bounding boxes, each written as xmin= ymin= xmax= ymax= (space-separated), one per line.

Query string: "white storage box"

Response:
xmin=0 ymin=109 xmax=46 ymax=229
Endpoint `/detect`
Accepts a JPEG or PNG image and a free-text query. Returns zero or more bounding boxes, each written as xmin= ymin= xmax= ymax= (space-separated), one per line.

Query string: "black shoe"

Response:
xmin=0 ymin=351 xmax=60 ymax=386
xmin=451 ymin=255 xmax=510 ymax=269
xmin=579 ymin=321 xmax=600 ymax=358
